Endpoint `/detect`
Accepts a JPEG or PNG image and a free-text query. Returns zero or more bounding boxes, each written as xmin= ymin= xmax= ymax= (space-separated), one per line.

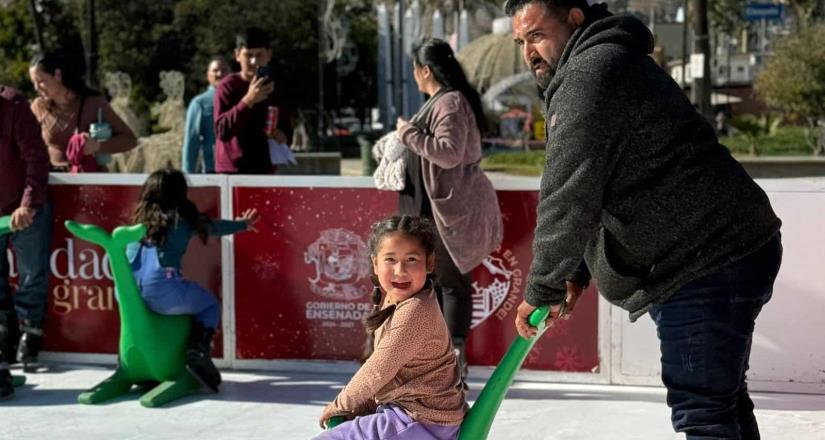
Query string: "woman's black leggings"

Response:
xmin=433 ymin=232 xmax=474 ymax=340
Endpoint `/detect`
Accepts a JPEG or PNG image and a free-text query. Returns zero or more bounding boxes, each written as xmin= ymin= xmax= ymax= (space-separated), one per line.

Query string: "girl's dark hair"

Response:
xmin=412 ymin=38 xmax=488 ymax=134
xmin=30 ymin=51 xmax=98 ymax=98
xmin=362 ymin=215 xmax=437 ymax=333
xmin=133 ymin=168 xmax=210 ymax=246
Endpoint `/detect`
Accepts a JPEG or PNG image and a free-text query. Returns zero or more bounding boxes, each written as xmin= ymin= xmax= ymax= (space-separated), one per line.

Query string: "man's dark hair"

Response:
xmin=504 ymin=0 xmax=590 ymax=17
xmin=235 ymin=27 xmax=270 ymax=50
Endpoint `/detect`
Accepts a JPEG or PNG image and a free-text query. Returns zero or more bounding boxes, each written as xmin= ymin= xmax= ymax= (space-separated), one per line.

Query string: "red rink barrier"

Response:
xmin=9 ymin=175 xmax=599 ymax=372
xmin=231 ymin=184 xmax=598 ymax=372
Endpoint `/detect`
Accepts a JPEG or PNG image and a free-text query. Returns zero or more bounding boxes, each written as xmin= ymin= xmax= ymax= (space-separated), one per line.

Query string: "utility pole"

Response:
xmin=691 ymin=0 xmax=713 ymax=120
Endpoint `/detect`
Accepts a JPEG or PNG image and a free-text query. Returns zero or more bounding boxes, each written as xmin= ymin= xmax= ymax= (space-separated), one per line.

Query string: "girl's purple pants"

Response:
xmin=315 ymin=405 xmax=460 ymax=440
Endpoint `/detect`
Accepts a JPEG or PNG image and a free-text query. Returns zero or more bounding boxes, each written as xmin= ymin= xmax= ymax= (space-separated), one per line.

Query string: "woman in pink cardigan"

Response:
xmin=395 ymin=38 xmax=503 ymax=377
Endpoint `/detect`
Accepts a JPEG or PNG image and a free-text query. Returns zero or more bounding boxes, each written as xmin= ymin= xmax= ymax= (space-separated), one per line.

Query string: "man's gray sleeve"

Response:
xmin=524 ymin=67 xmax=632 ymax=306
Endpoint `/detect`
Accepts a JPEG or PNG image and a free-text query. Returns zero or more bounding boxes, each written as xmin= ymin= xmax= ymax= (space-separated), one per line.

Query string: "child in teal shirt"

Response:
xmin=128 ymin=168 xmax=258 ymax=392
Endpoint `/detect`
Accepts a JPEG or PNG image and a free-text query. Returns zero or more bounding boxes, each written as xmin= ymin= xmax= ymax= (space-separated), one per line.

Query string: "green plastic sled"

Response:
xmin=326 ymin=305 xmax=552 ymax=439
xmin=0 ymin=215 xmax=28 ymax=388
xmin=65 ymin=221 xmax=200 ymax=407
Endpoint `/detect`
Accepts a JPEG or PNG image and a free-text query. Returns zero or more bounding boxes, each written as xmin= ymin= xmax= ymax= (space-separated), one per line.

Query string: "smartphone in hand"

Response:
xmin=256 ymin=65 xmax=271 ymax=83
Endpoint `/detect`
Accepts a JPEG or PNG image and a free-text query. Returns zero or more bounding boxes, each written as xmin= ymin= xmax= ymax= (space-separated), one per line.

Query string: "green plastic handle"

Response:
xmin=0 ymin=215 xmax=12 ymax=236
xmin=325 ymin=415 xmax=347 ymax=430
xmin=457 ymin=304 xmax=551 ymax=440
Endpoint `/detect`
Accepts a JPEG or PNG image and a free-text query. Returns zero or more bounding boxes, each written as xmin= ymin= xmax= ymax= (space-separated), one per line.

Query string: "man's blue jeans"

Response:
xmin=650 ymin=234 xmax=782 ymax=440
xmin=0 ymin=203 xmax=53 ymax=325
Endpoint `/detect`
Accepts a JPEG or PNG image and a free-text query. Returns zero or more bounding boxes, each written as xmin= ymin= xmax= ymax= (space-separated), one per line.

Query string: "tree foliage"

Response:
xmin=0 ymin=0 xmax=81 ymax=93
xmin=93 ymin=0 xmax=179 ymax=116
xmin=755 ymin=24 xmax=825 ymax=155
xmin=786 ymin=0 xmax=821 ymax=28
xmin=709 ymin=0 xmax=746 ymax=35
xmin=0 ymin=0 xmax=379 ymax=132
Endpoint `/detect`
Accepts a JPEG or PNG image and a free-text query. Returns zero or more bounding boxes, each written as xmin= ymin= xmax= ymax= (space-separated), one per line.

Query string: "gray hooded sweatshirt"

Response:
xmin=524 ymin=7 xmax=781 ymax=321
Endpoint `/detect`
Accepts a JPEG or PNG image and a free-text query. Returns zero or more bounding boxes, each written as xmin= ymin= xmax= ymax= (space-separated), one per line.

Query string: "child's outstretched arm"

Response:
xmin=236 ymin=208 xmax=260 ymax=232
xmin=207 ymin=209 xmax=260 ymax=236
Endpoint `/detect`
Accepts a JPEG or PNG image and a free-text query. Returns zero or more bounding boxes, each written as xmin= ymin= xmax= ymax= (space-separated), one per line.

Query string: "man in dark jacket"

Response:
xmin=507 ymin=1 xmax=782 ymax=438
xmin=0 ymin=85 xmax=52 ymax=399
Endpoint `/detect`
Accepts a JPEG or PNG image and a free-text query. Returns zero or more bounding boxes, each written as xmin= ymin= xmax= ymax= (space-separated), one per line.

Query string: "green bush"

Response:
xmin=482 ymin=125 xmax=814 ymax=177
xmin=720 ymin=125 xmax=811 ymax=156
xmin=482 ymin=151 xmax=544 ymax=176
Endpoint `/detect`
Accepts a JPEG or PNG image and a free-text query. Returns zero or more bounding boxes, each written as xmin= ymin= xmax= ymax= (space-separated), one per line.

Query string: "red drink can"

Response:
xmin=265 ymin=106 xmax=279 ymax=135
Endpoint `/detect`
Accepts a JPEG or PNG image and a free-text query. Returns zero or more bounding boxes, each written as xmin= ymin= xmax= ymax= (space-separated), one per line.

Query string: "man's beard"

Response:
xmin=531 ymin=57 xmax=557 ymax=91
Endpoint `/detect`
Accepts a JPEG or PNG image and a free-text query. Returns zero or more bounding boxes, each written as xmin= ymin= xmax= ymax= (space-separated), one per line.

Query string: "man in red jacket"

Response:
xmin=0 ymin=85 xmax=52 ymax=399
xmin=214 ymin=27 xmax=291 ymax=174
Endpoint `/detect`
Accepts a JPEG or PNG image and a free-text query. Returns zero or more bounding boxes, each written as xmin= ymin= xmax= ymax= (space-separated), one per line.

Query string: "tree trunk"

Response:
xmin=28 ymin=0 xmax=45 ymax=51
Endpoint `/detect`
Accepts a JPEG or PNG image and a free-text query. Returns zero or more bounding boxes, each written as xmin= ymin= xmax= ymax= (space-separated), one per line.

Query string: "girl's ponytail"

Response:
xmin=363 ymin=278 xmax=397 ymax=333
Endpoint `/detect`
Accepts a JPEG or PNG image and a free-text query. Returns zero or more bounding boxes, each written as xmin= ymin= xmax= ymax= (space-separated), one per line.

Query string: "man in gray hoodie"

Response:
xmin=507 ymin=1 xmax=782 ymax=439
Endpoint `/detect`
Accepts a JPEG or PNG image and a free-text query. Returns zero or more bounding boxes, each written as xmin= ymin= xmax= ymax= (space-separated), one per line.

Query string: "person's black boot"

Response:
xmin=16 ymin=321 xmax=43 ymax=373
xmin=185 ymin=322 xmax=221 ymax=393
xmin=0 ymin=351 xmax=14 ymax=400
xmin=0 ymin=312 xmax=17 ymax=367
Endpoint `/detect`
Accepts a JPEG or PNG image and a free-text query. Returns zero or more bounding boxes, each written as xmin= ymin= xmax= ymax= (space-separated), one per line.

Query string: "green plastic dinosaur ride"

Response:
xmin=65 ymin=220 xmax=200 ymax=407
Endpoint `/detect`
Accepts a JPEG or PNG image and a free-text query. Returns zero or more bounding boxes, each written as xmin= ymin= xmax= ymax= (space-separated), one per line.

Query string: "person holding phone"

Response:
xmin=214 ymin=27 xmax=291 ymax=174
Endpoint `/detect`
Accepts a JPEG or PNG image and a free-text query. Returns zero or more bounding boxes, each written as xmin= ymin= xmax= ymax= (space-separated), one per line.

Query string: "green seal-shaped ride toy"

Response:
xmin=65 ymin=220 xmax=200 ymax=407
xmin=0 ymin=215 xmax=27 ymax=390
xmin=325 ymin=305 xmax=552 ymax=439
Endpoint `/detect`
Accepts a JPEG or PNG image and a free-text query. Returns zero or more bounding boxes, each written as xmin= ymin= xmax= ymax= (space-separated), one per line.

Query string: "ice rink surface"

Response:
xmin=2 ymin=364 xmax=824 ymax=439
